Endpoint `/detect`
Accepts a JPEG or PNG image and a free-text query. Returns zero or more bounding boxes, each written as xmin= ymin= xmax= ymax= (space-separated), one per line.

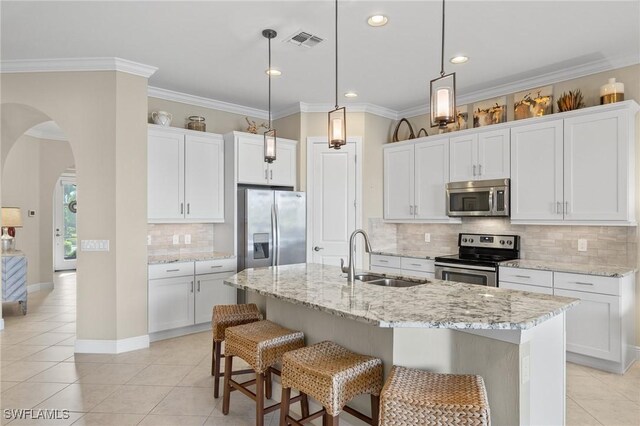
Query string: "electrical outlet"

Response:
xmin=147 ymin=235 xmax=151 ymax=245
xmin=185 ymin=234 xmax=191 ymax=245
xmin=578 ymin=239 xmax=588 ymax=252
xmin=424 ymin=233 xmax=431 ymax=243
xmin=172 ymin=235 xmax=180 ymax=245
xmin=521 ymin=355 xmax=530 ymax=384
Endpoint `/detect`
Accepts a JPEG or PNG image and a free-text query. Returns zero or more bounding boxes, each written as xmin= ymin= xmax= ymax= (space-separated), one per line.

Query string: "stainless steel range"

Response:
xmin=435 ymin=233 xmax=520 ymax=287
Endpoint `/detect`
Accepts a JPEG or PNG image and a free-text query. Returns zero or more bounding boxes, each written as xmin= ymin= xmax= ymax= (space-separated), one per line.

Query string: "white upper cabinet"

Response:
xmin=449 ymin=129 xmax=510 ymax=181
xmin=148 ymin=125 xmax=225 ymax=223
xmin=383 ymin=144 xmax=415 ymax=220
xmin=511 ymin=120 xmax=564 ymax=221
xmin=235 ymin=133 xmax=297 ymax=187
xmin=415 ymin=139 xmax=449 ymax=220
xmin=564 ymin=110 xmax=630 ymax=221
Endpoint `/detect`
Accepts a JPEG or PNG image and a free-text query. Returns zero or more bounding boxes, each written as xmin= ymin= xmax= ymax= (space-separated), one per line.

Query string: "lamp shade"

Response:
xmin=2 ymin=207 xmax=22 ymax=228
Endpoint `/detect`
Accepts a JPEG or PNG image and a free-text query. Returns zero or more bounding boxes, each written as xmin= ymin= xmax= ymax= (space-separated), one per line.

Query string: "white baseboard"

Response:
xmin=149 ymin=322 xmax=211 ymax=342
xmin=635 ymin=346 xmax=640 ymax=361
xmin=75 ymin=334 xmax=150 ymax=354
xmin=27 ymin=282 xmax=54 ymax=293
xmin=0 ymin=318 xmax=4 ymax=330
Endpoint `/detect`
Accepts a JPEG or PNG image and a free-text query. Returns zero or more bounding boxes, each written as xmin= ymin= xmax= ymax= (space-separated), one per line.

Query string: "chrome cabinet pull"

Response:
xmin=270 ymin=170 xmax=273 ymax=180
xmin=180 ymin=203 xmax=184 ymax=215
xmin=265 ymin=169 xmax=268 ymax=180
xmin=556 ymin=201 xmax=561 ymax=214
xmin=187 ymin=203 xmax=190 ymax=215
xmin=565 ymin=201 xmax=569 ymax=214
xmin=190 ymin=281 xmax=194 ymax=293
xmin=515 ymin=275 xmax=531 ymax=279
xmin=478 ymin=164 xmax=482 ymax=176
xmin=473 ymin=165 xmax=477 ymax=176
xmin=197 ymin=280 xmax=201 ymax=292
xmin=378 ymin=260 xmax=389 ymax=263
xmin=414 ymin=205 xmax=419 ymax=215
xmin=573 ymin=281 xmax=594 ymax=286
xmin=210 ymin=265 xmax=222 ymax=269
xmin=166 ymin=269 xmax=180 ymax=272
xmin=409 ymin=205 xmax=414 ymax=215
xmin=410 ymin=263 xmax=422 ymax=267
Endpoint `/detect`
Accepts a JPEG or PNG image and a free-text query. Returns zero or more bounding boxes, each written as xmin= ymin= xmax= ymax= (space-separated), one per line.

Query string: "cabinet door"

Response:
xmin=383 ymin=145 xmax=415 ymax=220
xmin=237 ymin=137 xmax=269 ymax=185
xmin=555 ymin=288 xmax=621 ymax=362
xmin=415 ymin=139 xmax=449 ymax=219
xmin=499 ymin=281 xmax=553 ymax=295
xmin=510 ymin=120 xmax=563 ymax=221
xmin=449 ymin=134 xmax=478 ymax=181
xmin=194 ymin=272 xmax=237 ymax=324
xmin=148 ymin=276 xmax=195 ymax=333
xmin=477 ymin=129 xmax=510 ymax=179
xmin=148 ymin=130 xmax=184 ymax=220
xmin=269 ymin=141 xmax=297 ymax=187
xmin=184 ymin=134 xmax=224 ymax=222
xmin=564 ymin=110 xmax=629 ymax=221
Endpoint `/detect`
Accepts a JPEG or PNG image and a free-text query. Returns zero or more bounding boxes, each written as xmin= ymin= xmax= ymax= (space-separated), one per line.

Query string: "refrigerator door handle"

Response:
xmin=274 ymin=203 xmax=281 ymax=266
xmin=271 ymin=203 xmax=277 ymax=267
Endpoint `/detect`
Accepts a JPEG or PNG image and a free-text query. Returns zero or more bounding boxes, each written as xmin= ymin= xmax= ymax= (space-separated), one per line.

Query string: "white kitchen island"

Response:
xmin=225 ymin=263 xmax=578 ymax=426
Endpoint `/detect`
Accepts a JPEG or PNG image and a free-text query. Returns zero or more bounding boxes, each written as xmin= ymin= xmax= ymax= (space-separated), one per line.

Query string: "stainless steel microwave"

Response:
xmin=446 ymin=179 xmax=510 ymax=217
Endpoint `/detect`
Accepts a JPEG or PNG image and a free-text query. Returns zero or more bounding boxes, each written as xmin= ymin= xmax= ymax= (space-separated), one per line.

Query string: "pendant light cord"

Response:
xmin=440 ymin=0 xmax=446 ymax=77
xmin=268 ymin=36 xmax=272 ymax=128
xmin=335 ymin=0 xmax=338 ymax=109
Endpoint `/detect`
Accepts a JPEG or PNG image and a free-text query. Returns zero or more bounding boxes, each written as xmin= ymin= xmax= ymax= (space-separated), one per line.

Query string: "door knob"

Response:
xmin=313 ymin=246 xmax=324 ymax=252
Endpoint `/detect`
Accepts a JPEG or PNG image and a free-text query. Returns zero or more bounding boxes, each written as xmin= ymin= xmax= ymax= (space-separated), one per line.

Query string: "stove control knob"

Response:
xmin=507 ymin=240 xmax=513 ymax=246
xmin=469 ymin=238 xmax=474 ymax=243
xmin=500 ymin=240 xmax=505 ymax=245
xmin=462 ymin=238 xmax=467 ymax=243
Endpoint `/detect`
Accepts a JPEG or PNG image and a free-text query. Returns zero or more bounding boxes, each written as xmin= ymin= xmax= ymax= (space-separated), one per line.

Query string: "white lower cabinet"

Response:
xmin=149 ymin=276 xmax=195 ymax=333
xmin=194 ymin=271 xmax=237 ymax=325
xmin=499 ymin=281 xmax=553 ymax=295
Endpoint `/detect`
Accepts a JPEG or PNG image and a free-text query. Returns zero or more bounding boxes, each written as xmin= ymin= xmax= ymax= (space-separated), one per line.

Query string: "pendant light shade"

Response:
xmin=263 ymin=29 xmax=277 ymax=163
xmin=328 ymin=0 xmax=346 ymax=150
xmin=430 ymin=0 xmax=456 ymax=128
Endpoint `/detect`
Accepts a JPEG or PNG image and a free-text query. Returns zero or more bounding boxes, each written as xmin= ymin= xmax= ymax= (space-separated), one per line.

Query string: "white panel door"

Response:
xmin=564 ymin=110 xmax=628 ymax=221
xmin=148 ymin=276 xmax=195 ymax=333
xmin=184 ymin=134 xmax=224 ymax=222
xmin=555 ymin=289 xmax=621 ymax=362
xmin=237 ymin=137 xmax=268 ymax=185
xmin=414 ymin=139 xmax=449 ymax=220
xmin=383 ymin=145 xmax=415 ymax=220
xmin=310 ymin=142 xmax=357 ymax=266
xmin=269 ymin=141 xmax=297 ymax=187
xmin=477 ymin=129 xmax=510 ymax=179
xmin=148 ymin=130 xmax=184 ymax=220
xmin=449 ymin=134 xmax=477 ymax=181
xmin=510 ymin=120 xmax=564 ymax=221
xmin=194 ymin=272 xmax=237 ymax=324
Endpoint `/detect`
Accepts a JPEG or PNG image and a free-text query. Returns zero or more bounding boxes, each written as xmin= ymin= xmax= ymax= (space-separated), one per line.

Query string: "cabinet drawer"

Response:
xmin=149 ymin=262 xmax=194 ymax=280
xmin=400 ymin=258 xmax=435 ymax=273
xmin=196 ymin=258 xmax=236 ymax=275
xmin=554 ymin=272 xmax=620 ymax=296
xmin=499 ymin=281 xmax=553 ymax=295
xmin=499 ymin=267 xmax=553 ymax=288
xmin=370 ymin=255 xmax=401 ymax=269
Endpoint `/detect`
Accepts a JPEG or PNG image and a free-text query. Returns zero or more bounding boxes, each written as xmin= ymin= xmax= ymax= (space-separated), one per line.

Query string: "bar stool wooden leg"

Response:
xmin=301 ymin=393 xmax=309 ymax=418
xmin=279 ymin=387 xmax=291 ymax=426
xmin=222 ymin=354 xmax=233 ymax=415
xmin=213 ymin=341 xmax=223 ymax=398
xmin=265 ymin=367 xmax=272 ymax=400
xmin=323 ymin=413 xmax=339 ymax=426
xmin=256 ymin=372 xmax=265 ymax=426
xmin=211 ymin=340 xmax=216 ymax=376
xmin=370 ymin=395 xmax=379 ymax=425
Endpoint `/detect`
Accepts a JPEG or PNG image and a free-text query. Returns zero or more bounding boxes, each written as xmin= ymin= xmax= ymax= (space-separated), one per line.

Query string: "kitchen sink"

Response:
xmin=353 ymin=273 xmax=428 ymax=288
xmin=354 ymin=273 xmax=385 ymax=282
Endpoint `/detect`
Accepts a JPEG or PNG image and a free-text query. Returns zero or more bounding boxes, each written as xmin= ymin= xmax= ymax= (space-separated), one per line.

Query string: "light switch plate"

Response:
xmin=578 ymin=239 xmax=588 ymax=252
xmin=424 ymin=233 xmax=431 ymax=243
xmin=81 ymin=240 xmax=110 ymax=252
xmin=521 ymin=355 xmax=530 ymax=384
xmin=173 ymin=235 xmax=180 ymax=245
xmin=184 ymin=234 xmax=191 ymax=245
xmin=147 ymin=235 xmax=151 ymax=245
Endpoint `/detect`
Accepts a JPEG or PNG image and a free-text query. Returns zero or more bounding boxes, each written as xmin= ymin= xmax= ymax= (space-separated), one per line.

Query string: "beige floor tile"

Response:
xmin=151 ymin=387 xmax=216 ymax=416
xmin=177 ymin=364 xmax=216 ymax=388
xmin=91 ymin=384 xmax=172 ymax=415
xmin=209 ymin=391 xmax=268 ymax=419
xmin=0 ymin=331 xmax=42 ymax=345
xmin=127 ymin=364 xmax=193 ymax=386
xmin=578 ymin=398 xmax=640 ymax=426
xmin=71 ymin=412 xmax=144 ymax=425
xmin=36 ymin=383 xmax=119 ymax=412
xmin=1 ymin=381 xmax=21 ymax=393
xmin=204 ymin=415 xmax=273 ymax=426
xmin=21 ymin=333 xmax=75 ymax=347
xmin=54 ymin=337 xmax=77 ymax=347
xmin=566 ymin=397 xmax=602 ymax=426
xmin=1 ymin=345 xmax=50 ymax=361
xmin=152 ymin=348 xmax=208 ymax=366
xmin=110 ymin=347 xmax=166 ymax=365
xmin=50 ymin=324 xmax=76 ymax=334
xmin=567 ymin=375 xmax=627 ymax=401
xmin=139 ymin=414 xmax=208 ymax=426
xmin=0 ymin=361 xmax=58 ymax=381
xmin=5 ymin=411 xmax=84 ymax=425
xmin=27 ymin=362 xmax=97 ymax=384
xmin=8 ymin=322 xmax=69 ymax=334
xmin=66 ymin=354 xmax=115 ymax=364
xmin=25 ymin=346 xmax=76 ymax=362
xmin=76 ymin=363 xmax=146 ymax=385
xmin=0 ymin=382 xmax=69 ymax=409
xmin=45 ymin=314 xmax=76 ymax=323
xmin=567 ymin=362 xmax=598 ymax=377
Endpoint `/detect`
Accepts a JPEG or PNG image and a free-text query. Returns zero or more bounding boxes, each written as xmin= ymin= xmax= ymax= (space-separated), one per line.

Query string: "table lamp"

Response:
xmin=2 ymin=207 xmax=23 ymax=252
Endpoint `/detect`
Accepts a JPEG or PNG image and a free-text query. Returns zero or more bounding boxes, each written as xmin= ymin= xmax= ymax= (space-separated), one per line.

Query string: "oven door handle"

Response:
xmin=435 ymin=262 xmax=496 ymax=272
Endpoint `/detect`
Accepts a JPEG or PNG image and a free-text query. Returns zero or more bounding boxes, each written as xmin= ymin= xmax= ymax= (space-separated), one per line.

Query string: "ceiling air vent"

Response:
xmin=285 ymin=30 xmax=324 ymax=48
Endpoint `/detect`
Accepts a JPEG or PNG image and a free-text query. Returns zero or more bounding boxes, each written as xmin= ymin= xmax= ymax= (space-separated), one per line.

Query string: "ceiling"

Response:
xmin=2 ymin=1 xmax=639 ymax=113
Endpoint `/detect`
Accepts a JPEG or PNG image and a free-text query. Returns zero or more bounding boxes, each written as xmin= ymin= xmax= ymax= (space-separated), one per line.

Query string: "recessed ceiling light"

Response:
xmin=265 ymin=68 xmax=282 ymax=76
xmin=367 ymin=15 xmax=388 ymax=27
xmin=450 ymin=56 xmax=469 ymax=64
xmin=344 ymin=91 xmax=358 ymax=98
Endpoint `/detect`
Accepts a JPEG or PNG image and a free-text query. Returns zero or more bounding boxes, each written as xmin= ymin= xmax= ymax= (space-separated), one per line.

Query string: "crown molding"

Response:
xmin=398 ymin=53 xmax=640 ymax=118
xmin=0 ymin=57 xmax=157 ymax=78
xmin=148 ymin=86 xmax=269 ymax=120
xmin=275 ymin=101 xmax=398 ymax=120
xmin=23 ymin=121 xmax=67 ymax=141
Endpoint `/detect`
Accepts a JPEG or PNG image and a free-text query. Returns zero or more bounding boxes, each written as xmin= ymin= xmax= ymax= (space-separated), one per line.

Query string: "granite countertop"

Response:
xmin=148 ymin=251 xmax=235 ymax=265
xmin=370 ymin=249 xmax=451 ymax=260
xmin=500 ymin=259 xmax=637 ymax=278
xmin=225 ymin=263 xmax=578 ymax=330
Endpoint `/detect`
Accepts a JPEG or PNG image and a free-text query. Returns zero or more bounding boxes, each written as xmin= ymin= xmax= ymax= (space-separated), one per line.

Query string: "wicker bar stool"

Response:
xmin=379 ymin=366 xmax=490 ymax=426
xmin=279 ymin=341 xmax=384 ymax=426
xmin=223 ymin=320 xmax=306 ymax=426
xmin=211 ymin=304 xmax=262 ymax=398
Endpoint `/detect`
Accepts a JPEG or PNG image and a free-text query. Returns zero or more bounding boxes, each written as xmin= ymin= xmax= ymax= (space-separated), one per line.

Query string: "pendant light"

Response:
xmin=328 ymin=0 xmax=346 ymax=149
xmin=263 ymin=29 xmax=277 ymax=163
xmin=430 ymin=0 xmax=456 ymax=128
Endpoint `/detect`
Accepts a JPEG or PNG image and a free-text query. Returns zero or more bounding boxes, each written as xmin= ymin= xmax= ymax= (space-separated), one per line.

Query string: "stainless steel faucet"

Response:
xmin=341 ymin=229 xmax=373 ymax=283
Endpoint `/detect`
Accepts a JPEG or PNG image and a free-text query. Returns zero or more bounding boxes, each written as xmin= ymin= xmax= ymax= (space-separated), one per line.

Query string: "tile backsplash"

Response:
xmin=370 ymin=218 xmax=638 ymax=267
xmin=148 ymin=224 xmax=214 ymax=257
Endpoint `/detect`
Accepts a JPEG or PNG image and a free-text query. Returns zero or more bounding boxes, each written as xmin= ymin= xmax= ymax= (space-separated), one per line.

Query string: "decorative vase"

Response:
xmin=151 ymin=111 xmax=172 ymax=126
xmin=600 ymin=78 xmax=624 ymax=105
xmin=187 ymin=116 xmax=206 ymax=132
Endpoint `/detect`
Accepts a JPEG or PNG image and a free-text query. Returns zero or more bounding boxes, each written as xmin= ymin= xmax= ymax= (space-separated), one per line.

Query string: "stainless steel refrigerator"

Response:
xmin=237 ymin=189 xmax=306 ymax=272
